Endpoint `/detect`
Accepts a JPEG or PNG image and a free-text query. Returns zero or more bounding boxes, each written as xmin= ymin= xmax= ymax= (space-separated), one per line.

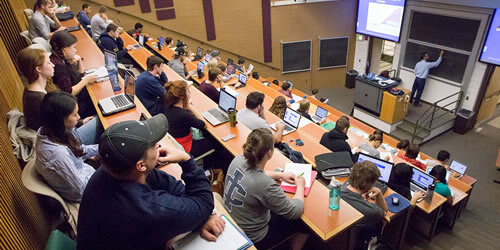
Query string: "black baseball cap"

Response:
xmin=99 ymin=114 xmax=168 ymax=172
xmin=174 ymin=47 xmax=185 ymax=56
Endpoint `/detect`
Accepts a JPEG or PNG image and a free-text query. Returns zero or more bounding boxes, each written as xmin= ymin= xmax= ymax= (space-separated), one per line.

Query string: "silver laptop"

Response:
xmin=98 ymin=71 xmax=136 ymax=116
xmin=449 ymin=160 xmax=467 ymax=178
xmin=410 ymin=167 xmax=435 ymax=195
xmin=271 ymin=107 xmax=302 ymax=135
xmin=202 ymin=89 xmax=237 ymax=126
xmin=311 ymin=106 xmax=328 ymax=123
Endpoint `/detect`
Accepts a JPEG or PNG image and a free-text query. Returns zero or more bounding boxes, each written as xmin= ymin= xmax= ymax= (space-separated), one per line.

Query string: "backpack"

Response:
xmin=55 ymin=11 xmax=74 ymax=21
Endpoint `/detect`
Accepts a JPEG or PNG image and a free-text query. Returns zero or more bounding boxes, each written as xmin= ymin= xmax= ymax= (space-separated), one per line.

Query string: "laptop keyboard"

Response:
xmin=111 ymin=95 xmax=131 ymax=108
xmin=208 ymin=109 xmax=228 ymax=122
xmin=410 ymin=183 xmax=421 ymax=193
xmin=284 ymin=124 xmax=294 ymax=132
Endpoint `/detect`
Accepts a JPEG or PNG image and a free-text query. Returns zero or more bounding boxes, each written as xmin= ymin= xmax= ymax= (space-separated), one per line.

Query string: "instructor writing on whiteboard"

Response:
xmin=410 ymin=50 xmax=444 ymax=107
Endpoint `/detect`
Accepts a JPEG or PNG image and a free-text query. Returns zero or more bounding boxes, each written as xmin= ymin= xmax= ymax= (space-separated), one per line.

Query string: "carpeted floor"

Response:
xmin=304 ymin=87 xmax=500 ymax=249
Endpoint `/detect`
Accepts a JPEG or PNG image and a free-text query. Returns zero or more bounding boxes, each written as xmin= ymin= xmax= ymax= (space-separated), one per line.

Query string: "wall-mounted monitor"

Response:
xmin=356 ymin=0 xmax=406 ymax=42
xmin=480 ymin=9 xmax=500 ymax=66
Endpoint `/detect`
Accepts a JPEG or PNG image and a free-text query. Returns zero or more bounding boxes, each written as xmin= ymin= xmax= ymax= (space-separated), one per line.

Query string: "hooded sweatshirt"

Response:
xmin=320 ymin=129 xmax=354 ymax=160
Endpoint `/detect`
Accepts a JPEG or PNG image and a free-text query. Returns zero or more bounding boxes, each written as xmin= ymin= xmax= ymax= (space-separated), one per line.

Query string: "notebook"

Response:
xmin=172 ymin=214 xmax=253 ymax=250
xmin=281 ymin=163 xmax=312 ymax=188
xmin=281 ymin=171 xmax=317 ymax=197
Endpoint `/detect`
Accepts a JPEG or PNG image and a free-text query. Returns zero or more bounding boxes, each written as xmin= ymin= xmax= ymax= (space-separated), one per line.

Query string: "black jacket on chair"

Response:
xmin=320 ymin=129 xmax=354 ymax=161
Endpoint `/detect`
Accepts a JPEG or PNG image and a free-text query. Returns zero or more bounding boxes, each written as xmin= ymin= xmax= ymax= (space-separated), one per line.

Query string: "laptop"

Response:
xmin=271 ymin=107 xmax=302 ymax=135
xmin=226 ymin=58 xmax=236 ymax=75
xmin=159 ymin=37 xmax=165 ymax=47
xmin=66 ymin=25 xmax=80 ymax=32
xmin=97 ymin=71 xmax=137 ymax=116
xmin=311 ymin=106 xmax=328 ymax=123
xmin=449 ymin=160 xmax=468 ymax=179
xmin=201 ymin=89 xmax=237 ymax=126
xmin=357 ymin=152 xmax=394 ymax=194
xmin=234 ymin=73 xmax=247 ymax=89
xmin=410 ymin=167 xmax=435 ymax=195
xmin=205 ymin=54 xmax=212 ymax=62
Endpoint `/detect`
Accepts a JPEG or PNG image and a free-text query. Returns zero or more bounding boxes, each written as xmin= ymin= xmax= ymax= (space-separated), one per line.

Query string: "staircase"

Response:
xmin=392 ymin=91 xmax=463 ymax=144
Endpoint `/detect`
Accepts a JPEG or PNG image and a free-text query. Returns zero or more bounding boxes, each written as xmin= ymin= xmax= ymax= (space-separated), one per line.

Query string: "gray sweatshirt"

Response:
xmin=223 ymin=155 xmax=304 ymax=243
xmin=91 ymin=14 xmax=112 ymax=41
xmin=359 ymin=142 xmax=381 ymax=159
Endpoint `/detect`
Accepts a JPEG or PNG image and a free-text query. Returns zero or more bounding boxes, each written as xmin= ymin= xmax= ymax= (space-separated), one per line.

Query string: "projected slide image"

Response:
xmin=366 ymin=2 xmax=404 ymax=37
xmin=480 ymin=9 xmax=500 ymax=65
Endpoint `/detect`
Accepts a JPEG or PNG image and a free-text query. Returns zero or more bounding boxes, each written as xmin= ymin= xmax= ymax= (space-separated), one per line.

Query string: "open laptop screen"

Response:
xmin=219 ymin=89 xmax=236 ymax=112
xmin=412 ymin=167 xmax=434 ymax=190
xmin=357 ymin=152 xmax=394 ymax=183
xmin=197 ymin=61 xmax=205 ymax=72
xmin=227 ymin=64 xmax=236 ymax=75
xmin=315 ymin=106 xmax=328 ymax=118
xmin=283 ymin=108 xmax=301 ymax=128
xmin=159 ymin=37 xmax=165 ymax=47
xmin=138 ymin=35 xmax=144 ymax=46
xmin=104 ymin=50 xmax=117 ymax=68
xmin=450 ymin=160 xmax=467 ymax=175
xmin=196 ymin=47 xmax=204 ymax=58
xmin=238 ymin=73 xmax=247 ymax=84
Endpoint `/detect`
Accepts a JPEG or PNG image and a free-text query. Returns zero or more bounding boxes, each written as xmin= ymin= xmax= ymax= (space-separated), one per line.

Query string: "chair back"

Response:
xmin=32 ymin=37 xmax=51 ymax=52
xmin=20 ymin=30 xmax=32 ymax=45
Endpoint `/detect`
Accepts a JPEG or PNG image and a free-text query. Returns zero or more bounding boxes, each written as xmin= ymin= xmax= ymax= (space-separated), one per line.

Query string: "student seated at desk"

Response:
xmin=164 ymin=80 xmax=215 ymax=158
xmin=77 ymin=4 xmax=92 ymax=35
xmin=400 ymin=143 xmax=426 ymax=171
xmin=168 ymin=47 xmax=195 ymax=79
xmin=279 ymin=81 xmax=293 ymax=98
xmin=90 ymin=6 xmax=112 ymax=41
xmin=429 ymin=165 xmax=454 ymax=204
xmin=252 ymin=71 xmax=260 ymax=80
xmin=426 ymin=150 xmax=450 ymax=168
xmin=269 ymin=96 xmax=287 ymax=120
xmin=98 ymin=23 xmax=135 ymax=65
xmin=77 ymin=114 xmax=224 ymax=250
xmin=272 ymin=79 xmax=279 ymax=86
xmin=29 ymin=0 xmax=64 ymax=40
xmin=18 ymin=48 xmax=102 ymax=145
xmin=342 ymin=161 xmax=388 ymax=250
xmin=358 ymin=134 xmax=384 ymax=159
xmin=237 ymin=92 xmax=285 ymax=143
xmin=35 ymin=92 xmax=97 ymax=202
xmin=135 ymin=56 xmax=169 ymax=116
xmin=236 ymin=57 xmax=247 ymax=74
xmin=208 ymin=50 xmax=221 ymax=66
xmin=224 ymin=129 xmax=309 ymax=249
xmin=200 ymin=68 xmax=222 ymax=103
xmin=320 ymin=116 xmax=354 ymax=160
xmin=388 ymin=163 xmax=425 ymax=203
xmin=297 ymin=99 xmax=326 ymax=124
xmin=217 ymin=63 xmax=233 ymax=83
xmin=396 ymin=139 xmax=410 ymax=158
xmin=126 ymin=22 xmax=143 ymax=39
xmin=165 ymin=36 xmax=173 ymax=48
xmin=50 ymin=31 xmax=97 ymax=118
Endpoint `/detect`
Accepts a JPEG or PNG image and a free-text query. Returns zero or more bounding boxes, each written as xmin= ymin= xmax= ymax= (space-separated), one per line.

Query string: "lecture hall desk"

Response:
xmin=62 ymin=18 xmax=256 ymax=248
xmin=121 ymin=32 xmax=367 ymax=248
xmin=144 ymin=36 xmax=459 ymax=242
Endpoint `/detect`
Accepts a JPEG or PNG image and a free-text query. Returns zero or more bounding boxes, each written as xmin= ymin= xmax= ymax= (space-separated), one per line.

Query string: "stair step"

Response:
xmin=397 ymin=121 xmax=431 ymax=138
xmin=391 ymin=128 xmax=423 ymax=144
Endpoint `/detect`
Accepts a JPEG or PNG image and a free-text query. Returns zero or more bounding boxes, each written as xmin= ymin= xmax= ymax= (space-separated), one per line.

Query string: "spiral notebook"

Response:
xmin=172 ymin=214 xmax=253 ymax=250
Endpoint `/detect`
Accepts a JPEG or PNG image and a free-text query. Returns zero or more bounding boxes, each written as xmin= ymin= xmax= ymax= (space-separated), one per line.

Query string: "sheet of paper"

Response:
xmin=298 ymin=117 xmax=311 ymax=128
xmin=92 ymin=66 xmax=109 ymax=78
xmin=281 ymin=163 xmax=312 ymax=187
xmin=246 ymin=64 xmax=254 ymax=74
xmin=291 ymin=94 xmax=302 ymax=102
xmin=290 ymin=102 xmax=300 ymax=110
xmin=172 ymin=215 xmax=250 ymax=250
xmin=217 ymin=87 xmax=240 ymax=97
xmin=380 ymin=152 xmax=393 ymax=163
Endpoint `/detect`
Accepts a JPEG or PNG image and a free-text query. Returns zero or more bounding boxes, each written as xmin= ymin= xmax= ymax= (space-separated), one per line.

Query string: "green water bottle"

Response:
xmin=328 ymin=178 xmax=341 ymax=210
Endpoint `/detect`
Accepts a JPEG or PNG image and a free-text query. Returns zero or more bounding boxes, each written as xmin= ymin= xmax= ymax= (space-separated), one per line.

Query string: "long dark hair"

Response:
xmin=40 ymin=92 xmax=85 ymax=157
xmin=430 ymin=165 xmax=447 ymax=184
xmin=389 ymin=163 xmax=413 ymax=189
xmin=50 ymin=30 xmax=78 ymax=65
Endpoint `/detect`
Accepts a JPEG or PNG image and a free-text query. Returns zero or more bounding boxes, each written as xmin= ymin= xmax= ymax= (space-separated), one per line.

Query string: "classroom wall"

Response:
xmin=33 ymin=0 xmax=358 ymax=92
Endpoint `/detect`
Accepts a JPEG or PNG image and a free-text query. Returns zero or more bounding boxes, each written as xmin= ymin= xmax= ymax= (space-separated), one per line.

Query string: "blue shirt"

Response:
xmin=77 ymin=11 xmax=91 ymax=29
xmin=414 ymin=57 xmax=442 ymax=79
xmin=34 ymin=129 xmax=98 ymax=202
xmin=135 ymin=71 xmax=168 ymax=115
xmin=76 ymin=158 xmax=214 ymax=250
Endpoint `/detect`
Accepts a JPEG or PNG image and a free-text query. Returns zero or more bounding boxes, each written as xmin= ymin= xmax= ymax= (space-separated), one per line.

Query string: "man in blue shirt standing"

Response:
xmin=77 ymin=4 xmax=91 ymax=35
xmin=77 ymin=114 xmax=225 ymax=250
xmin=410 ymin=50 xmax=444 ymax=107
xmin=135 ymin=55 xmax=169 ymax=115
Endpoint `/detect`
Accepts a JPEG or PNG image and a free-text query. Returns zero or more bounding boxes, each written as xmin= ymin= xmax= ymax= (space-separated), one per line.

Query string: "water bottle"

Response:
xmin=108 ymin=70 xmax=121 ymax=92
xmin=328 ymin=178 xmax=341 ymax=210
xmin=425 ymin=183 xmax=435 ymax=204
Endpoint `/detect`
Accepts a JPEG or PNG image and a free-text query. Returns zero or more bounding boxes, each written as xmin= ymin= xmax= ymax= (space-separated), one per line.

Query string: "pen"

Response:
xmin=299 ymin=172 xmax=304 ymax=177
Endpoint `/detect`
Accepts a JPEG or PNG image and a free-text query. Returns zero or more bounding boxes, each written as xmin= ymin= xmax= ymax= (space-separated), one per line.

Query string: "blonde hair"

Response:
xmin=298 ymin=99 xmax=310 ymax=113
xmin=269 ymin=96 xmax=287 ymax=119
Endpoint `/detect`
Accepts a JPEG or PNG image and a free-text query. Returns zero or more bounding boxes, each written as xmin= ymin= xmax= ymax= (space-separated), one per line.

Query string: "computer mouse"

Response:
xmin=392 ymin=197 xmax=399 ymax=205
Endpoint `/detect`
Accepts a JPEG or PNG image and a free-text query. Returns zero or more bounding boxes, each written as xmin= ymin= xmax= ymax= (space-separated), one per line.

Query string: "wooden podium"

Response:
xmin=380 ymin=88 xmax=410 ymax=124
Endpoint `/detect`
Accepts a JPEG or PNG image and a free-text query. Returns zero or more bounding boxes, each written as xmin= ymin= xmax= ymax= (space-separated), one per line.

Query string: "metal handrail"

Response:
xmin=411 ymin=91 xmax=463 ymax=143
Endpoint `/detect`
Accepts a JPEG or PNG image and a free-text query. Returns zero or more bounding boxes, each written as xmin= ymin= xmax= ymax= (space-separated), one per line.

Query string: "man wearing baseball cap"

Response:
xmin=168 ymin=47 xmax=195 ymax=80
xmin=77 ymin=114 xmax=225 ymax=250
